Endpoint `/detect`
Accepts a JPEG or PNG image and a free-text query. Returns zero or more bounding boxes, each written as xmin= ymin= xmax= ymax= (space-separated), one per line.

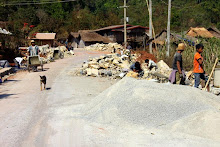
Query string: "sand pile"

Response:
xmin=82 ymin=77 xmax=220 ymax=141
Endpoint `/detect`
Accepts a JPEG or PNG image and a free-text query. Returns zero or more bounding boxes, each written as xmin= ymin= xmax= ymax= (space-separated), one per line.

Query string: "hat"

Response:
xmin=176 ymin=43 xmax=185 ymax=51
xmin=31 ymin=40 xmax=35 ymax=43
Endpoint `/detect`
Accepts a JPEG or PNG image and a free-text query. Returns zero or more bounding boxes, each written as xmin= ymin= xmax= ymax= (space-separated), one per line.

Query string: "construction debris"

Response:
xmin=84 ymin=43 xmax=123 ymax=52
xmin=76 ymin=53 xmax=130 ymax=79
xmin=75 ymin=51 xmax=173 ymax=82
xmin=37 ymin=45 xmax=73 ymax=64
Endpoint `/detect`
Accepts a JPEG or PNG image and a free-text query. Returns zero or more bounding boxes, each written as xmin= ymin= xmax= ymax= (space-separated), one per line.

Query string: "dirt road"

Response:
xmin=0 ymin=49 xmax=117 ymax=147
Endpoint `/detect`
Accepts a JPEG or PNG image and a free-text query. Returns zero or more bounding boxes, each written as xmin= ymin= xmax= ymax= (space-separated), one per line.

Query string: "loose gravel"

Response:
xmin=82 ymin=77 xmax=220 ymax=141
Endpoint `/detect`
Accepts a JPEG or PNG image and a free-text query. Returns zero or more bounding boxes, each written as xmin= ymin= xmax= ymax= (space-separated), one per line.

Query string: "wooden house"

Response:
xmin=93 ymin=25 xmax=149 ymax=48
xmin=31 ymin=33 xmax=56 ymax=47
xmin=146 ymin=30 xmax=181 ymax=49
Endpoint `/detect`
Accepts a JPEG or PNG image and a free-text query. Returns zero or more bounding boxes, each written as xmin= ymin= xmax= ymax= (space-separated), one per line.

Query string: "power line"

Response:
xmin=2 ymin=0 xmax=76 ymax=6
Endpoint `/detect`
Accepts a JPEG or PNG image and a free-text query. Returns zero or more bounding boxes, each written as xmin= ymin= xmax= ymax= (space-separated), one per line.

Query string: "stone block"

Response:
xmin=86 ymin=68 xmax=92 ymax=76
xmin=82 ymin=63 xmax=89 ymax=69
xmin=90 ymin=64 xmax=100 ymax=69
xmin=91 ymin=69 xmax=99 ymax=77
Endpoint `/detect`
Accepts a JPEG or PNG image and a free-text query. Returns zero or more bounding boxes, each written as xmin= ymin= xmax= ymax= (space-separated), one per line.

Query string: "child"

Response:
xmin=193 ymin=43 xmax=209 ymax=91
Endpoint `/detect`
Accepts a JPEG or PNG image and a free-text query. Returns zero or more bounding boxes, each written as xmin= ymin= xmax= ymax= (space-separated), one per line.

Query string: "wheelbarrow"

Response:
xmin=27 ymin=55 xmax=43 ymax=72
xmin=53 ymin=49 xmax=64 ymax=60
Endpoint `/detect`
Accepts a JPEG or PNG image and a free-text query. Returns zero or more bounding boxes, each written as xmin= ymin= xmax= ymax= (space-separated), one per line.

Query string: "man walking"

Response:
xmin=28 ymin=40 xmax=39 ymax=56
xmin=27 ymin=40 xmax=39 ymax=71
xmin=193 ymin=43 xmax=209 ymax=91
xmin=169 ymin=43 xmax=185 ymax=84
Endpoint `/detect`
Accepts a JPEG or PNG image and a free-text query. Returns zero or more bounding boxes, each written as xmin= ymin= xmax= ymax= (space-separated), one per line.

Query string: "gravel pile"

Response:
xmin=82 ymin=77 xmax=220 ymax=140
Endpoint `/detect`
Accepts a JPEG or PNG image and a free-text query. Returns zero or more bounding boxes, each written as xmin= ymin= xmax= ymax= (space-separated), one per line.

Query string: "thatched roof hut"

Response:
xmin=186 ymin=27 xmax=213 ymax=38
xmin=68 ymin=30 xmax=112 ymax=48
xmin=147 ymin=30 xmax=180 ymax=45
xmin=207 ymin=27 xmax=220 ymax=38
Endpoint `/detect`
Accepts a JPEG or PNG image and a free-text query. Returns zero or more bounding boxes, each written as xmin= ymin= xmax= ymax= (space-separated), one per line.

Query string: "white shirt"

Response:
xmin=15 ymin=57 xmax=23 ymax=65
xmin=148 ymin=60 xmax=157 ymax=68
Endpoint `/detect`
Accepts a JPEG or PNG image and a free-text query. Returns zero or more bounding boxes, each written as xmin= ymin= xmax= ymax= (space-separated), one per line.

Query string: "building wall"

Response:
xmin=34 ymin=40 xmax=54 ymax=46
xmin=96 ymin=28 xmax=147 ymax=48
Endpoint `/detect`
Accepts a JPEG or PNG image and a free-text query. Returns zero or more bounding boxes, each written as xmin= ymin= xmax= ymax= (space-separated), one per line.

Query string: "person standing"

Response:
xmin=169 ymin=43 xmax=185 ymax=84
xmin=193 ymin=43 xmax=209 ymax=91
xmin=28 ymin=40 xmax=39 ymax=56
xmin=27 ymin=40 xmax=39 ymax=71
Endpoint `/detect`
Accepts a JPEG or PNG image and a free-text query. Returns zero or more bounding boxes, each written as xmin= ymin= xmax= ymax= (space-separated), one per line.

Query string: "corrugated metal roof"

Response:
xmin=93 ymin=24 xmax=132 ymax=32
xmin=34 ymin=33 xmax=56 ymax=40
xmin=112 ymin=25 xmax=149 ymax=31
xmin=126 ymin=25 xmax=149 ymax=30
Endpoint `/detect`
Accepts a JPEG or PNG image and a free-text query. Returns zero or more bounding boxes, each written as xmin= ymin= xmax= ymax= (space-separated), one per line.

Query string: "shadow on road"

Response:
xmin=2 ymin=79 xmax=21 ymax=84
xmin=42 ymin=68 xmax=50 ymax=71
xmin=5 ymin=79 xmax=20 ymax=82
xmin=46 ymin=87 xmax=51 ymax=90
xmin=0 ymin=94 xmax=15 ymax=99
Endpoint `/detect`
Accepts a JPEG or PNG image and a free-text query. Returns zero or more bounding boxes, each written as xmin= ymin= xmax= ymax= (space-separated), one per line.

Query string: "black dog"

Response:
xmin=40 ymin=75 xmax=47 ymax=91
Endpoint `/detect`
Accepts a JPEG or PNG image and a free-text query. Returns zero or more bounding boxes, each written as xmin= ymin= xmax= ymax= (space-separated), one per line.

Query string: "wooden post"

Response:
xmin=149 ymin=0 xmax=152 ymax=53
xmin=166 ymin=0 xmax=171 ymax=57
xmin=124 ymin=0 xmax=127 ymax=50
xmin=203 ymin=58 xmax=219 ymax=91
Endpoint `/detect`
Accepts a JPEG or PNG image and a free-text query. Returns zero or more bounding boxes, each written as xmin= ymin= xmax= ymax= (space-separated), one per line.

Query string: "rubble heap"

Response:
xmin=75 ymin=51 xmax=173 ymax=81
xmin=84 ymin=43 xmax=123 ymax=52
xmin=76 ymin=54 xmax=130 ymax=78
xmin=38 ymin=45 xmax=73 ymax=63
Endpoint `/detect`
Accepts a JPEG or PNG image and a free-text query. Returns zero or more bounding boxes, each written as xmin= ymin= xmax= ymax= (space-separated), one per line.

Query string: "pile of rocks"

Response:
xmin=75 ymin=51 xmax=174 ymax=81
xmin=76 ymin=54 xmax=130 ymax=78
xmin=38 ymin=45 xmax=73 ymax=64
xmin=84 ymin=43 xmax=123 ymax=52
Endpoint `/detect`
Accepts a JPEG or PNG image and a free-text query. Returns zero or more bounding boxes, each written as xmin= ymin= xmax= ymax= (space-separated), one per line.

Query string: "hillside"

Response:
xmin=0 ymin=0 xmax=219 ymax=40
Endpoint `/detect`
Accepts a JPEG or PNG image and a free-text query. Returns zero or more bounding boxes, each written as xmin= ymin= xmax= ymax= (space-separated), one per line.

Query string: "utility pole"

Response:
xmin=149 ymin=0 xmax=152 ymax=53
xmin=120 ymin=1 xmax=129 ymax=49
xmin=166 ymin=0 xmax=171 ymax=57
xmin=124 ymin=0 xmax=127 ymax=49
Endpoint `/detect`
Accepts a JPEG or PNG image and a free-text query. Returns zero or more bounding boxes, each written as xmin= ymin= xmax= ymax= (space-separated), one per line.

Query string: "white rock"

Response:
xmin=70 ymin=50 xmax=74 ymax=55
xmin=91 ymin=69 xmax=99 ymax=77
xmin=86 ymin=68 xmax=92 ymax=76
xmin=90 ymin=64 xmax=100 ymax=69
xmin=82 ymin=63 xmax=89 ymax=69
xmin=112 ymin=59 xmax=119 ymax=65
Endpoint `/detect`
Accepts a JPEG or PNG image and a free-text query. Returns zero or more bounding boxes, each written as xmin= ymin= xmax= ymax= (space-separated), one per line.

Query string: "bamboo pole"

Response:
xmin=203 ymin=58 xmax=219 ymax=91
